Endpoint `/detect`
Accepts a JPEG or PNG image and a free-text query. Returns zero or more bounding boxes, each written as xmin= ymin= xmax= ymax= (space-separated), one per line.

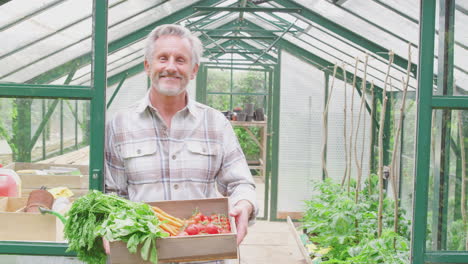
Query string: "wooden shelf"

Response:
xmin=230 ymin=120 xmax=267 ymax=127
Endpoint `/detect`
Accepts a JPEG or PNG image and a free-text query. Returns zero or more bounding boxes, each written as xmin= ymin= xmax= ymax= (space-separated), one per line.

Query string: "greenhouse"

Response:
xmin=0 ymin=0 xmax=466 ymax=263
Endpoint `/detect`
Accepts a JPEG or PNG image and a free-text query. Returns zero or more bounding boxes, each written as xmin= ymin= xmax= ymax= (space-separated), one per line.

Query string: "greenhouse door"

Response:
xmin=0 ymin=0 xmax=107 ymax=258
xmin=196 ymin=63 xmax=274 ymax=220
xmin=411 ymin=0 xmax=468 ymax=263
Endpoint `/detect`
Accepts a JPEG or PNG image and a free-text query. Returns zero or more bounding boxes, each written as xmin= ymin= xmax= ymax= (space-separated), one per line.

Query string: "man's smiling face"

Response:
xmin=145 ymin=35 xmax=199 ymax=96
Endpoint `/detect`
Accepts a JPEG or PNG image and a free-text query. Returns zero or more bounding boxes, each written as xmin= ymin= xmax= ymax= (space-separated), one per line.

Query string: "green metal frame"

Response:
xmin=0 ymin=0 xmax=108 ymax=256
xmin=411 ymin=0 xmax=468 ymax=263
xmin=269 ymin=55 xmax=281 ymax=221
xmin=2 ymin=0 xmax=464 ymax=259
xmin=198 ymin=18 xmax=388 ymax=222
xmin=271 ymin=0 xmax=418 ymax=76
xmin=246 ymin=9 xmax=414 ymax=90
xmin=197 ymin=55 xmax=273 ymax=220
xmin=50 ymin=0 xmax=403 ymax=225
xmin=193 ymin=6 xmax=302 ymax=13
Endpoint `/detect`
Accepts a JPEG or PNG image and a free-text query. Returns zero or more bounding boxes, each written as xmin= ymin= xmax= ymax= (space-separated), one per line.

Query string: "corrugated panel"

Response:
xmin=278 ymin=51 xmax=324 ymax=213
xmin=106 ymin=72 xmax=148 ymax=120
xmin=326 ymin=77 xmax=371 ymax=186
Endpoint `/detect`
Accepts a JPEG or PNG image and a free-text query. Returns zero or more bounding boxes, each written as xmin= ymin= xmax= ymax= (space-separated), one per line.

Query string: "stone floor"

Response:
xmin=239 ymin=220 xmax=308 ymax=264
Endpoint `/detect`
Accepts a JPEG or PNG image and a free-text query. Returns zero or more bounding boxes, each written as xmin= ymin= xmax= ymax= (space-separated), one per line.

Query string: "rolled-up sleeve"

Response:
xmin=104 ymin=117 xmax=129 ymax=199
xmin=216 ymin=120 xmax=258 ymax=221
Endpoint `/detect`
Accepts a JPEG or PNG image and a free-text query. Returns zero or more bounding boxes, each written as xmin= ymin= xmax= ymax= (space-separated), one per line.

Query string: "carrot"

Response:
xmin=154 ymin=212 xmax=183 ymax=228
xmin=152 ymin=206 xmax=184 ymax=225
xmin=160 ymin=223 xmax=179 ymax=236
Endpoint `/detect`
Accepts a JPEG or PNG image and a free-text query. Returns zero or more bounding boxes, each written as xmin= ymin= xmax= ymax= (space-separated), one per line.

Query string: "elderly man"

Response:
xmin=104 ymin=24 xmax=257 ymax=263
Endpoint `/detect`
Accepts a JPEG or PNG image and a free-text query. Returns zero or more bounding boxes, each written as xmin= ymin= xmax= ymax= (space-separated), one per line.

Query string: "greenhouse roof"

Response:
xmin=0 ymin=0 xmax=467 ymax=93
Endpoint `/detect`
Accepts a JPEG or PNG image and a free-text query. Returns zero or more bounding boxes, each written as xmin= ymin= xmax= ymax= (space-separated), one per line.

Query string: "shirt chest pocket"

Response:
xmin=185 ymin=141 xmax=222 ymax=177
xmin=119 ymin=141 xmax=159 ymax=183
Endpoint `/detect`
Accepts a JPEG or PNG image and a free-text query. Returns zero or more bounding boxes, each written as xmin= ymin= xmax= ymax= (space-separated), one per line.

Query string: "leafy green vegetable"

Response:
xmin=96 ymin=205 xmax=168 ymax=264
xmin=64 ymin=190 xmax=167 ymax=264
xmin=301 ymin=175 xmax=411 ymax=264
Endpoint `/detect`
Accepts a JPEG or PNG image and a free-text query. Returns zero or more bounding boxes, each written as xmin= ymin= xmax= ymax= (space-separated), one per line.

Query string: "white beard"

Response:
xmin=151 ymin=71 xmax=186 ymax=96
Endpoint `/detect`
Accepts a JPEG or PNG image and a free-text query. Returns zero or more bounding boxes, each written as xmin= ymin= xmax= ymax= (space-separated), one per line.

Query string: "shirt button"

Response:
xmin=137 ymin=149 xmax=141 ymax=154
xmin=202 ymin=148 xmax=206 ymax=153
xmin=173 ymin=184 xmax=179 ymax=190
xmin=172 ymin=155 xmax=176 ymax=160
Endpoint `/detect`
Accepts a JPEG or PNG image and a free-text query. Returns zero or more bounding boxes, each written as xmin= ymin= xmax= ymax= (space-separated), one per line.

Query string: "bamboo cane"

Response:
xmin=342 ymin=62 xmax=349 ymax=187
xmin=346 ymin=58 xmax=359 ymax=192
xmin=368 ymin=82 xmax=375 ymax=195
xmin=322 ymin=64 xmax=338 ymax=179
xmin=354 ymin=55 xmax=368 ymax=202
xmin=390 ymin=45 xmax=412 ymax=242
xmin=378 ymin=51 xmax=394 ymax=237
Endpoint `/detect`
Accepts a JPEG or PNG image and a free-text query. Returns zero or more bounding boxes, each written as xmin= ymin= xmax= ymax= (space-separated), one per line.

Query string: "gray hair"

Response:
xmin=144 ymin=24 xmax=203 ymax=66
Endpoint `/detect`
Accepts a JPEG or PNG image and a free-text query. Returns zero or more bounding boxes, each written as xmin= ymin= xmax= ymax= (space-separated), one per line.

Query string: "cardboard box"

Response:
xmin=110 ymin=197 xmax=238 ymax=263
xmin=0 ymin=197 xmax=65 ymax=242
xmin=5 ymin=162 xmax=89 ymax=198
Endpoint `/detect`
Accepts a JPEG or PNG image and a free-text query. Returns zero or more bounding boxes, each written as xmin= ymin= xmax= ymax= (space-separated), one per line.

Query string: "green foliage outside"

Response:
xmin=234 ymin=126 xmax=261 ymax=161
xmin=206 ymin=69 xmax=268 ymax=163
xmin=301 ymin=175 xmax=411 ymax=264
xmin=0 ymin=98 xmax=89 ymax=163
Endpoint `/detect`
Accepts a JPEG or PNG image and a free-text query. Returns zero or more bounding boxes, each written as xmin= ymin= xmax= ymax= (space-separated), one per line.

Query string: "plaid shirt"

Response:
xmin=105 ymin=92 xmax=257 ymax=216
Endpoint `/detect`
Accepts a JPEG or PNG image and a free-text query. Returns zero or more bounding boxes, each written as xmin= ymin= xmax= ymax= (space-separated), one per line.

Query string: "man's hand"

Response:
xmin=229 ymin=200 xmax=254 ymax=245
xmin=102 ymin=237 xmax=110 ymax=255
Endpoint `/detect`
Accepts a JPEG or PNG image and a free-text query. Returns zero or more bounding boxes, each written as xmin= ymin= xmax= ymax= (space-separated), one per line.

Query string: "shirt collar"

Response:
xmin=135 ymin=89 xmax=200 ymax=118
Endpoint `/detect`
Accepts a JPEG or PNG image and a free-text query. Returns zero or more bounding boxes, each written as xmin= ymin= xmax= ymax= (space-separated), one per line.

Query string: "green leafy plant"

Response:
xmin=301 ymin=176 xmax=410 ymax=264
xmin=64 ymin=191 xmax=167 ymax=264
xmin=234 ymin=127 xmax=261 ymax=160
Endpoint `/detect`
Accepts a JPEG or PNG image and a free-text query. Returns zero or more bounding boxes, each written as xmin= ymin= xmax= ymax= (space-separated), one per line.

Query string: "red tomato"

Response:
xmin=196 ymin=223 xmax=207 ymax=233
xmin=185 ymin=224 xmax=199 ymax=235
xmin=205 ymin=223 xmax=219 ymax=234
xmin=201 ymin=215 xmax=211 ymax=222
xmin=192 ymin=212 xmax=203 ymax=223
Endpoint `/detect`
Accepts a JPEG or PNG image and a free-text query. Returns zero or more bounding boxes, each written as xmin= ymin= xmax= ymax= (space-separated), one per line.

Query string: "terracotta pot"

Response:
xmin=25 ymin=189 xmax=54 ymax=213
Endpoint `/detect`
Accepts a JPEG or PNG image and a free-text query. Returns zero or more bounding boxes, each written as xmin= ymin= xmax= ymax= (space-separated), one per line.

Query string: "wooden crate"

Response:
xmin=5 ymin=162 xmax=89 ymax=198
xmin=110 ymin=197 xmax=238 ymax=263
xmin=0 ymin=197 xmax=65 ymax=242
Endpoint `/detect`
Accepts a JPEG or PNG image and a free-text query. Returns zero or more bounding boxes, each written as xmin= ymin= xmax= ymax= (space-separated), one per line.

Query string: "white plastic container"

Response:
xmin=0 ymin=165 xmax=22 ymax=197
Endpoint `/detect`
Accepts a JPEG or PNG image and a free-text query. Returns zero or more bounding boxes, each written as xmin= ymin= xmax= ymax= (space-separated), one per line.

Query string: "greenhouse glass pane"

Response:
xmin=68 ymin=40 xmax=146 ymax=86
xmin=454 ymin=1 xmax=468 ymax=95
xmin=288 ymin=0 xmax=417 ymax=62
xmin=244 ymin=13 xmax=417 ymax=91
xmin=198 ymin=13 xmax=238 ymax=31
xmin=107 ymin=0 xmax=195 ymax=43
xmin=207 ymin=94 xmax=230 ymax=112
xmin=342 ymin=0 xmax=419 ymax=46
xmin=207 ymin=68 xmax=231 ymax=93
xmin=377 ymin=0 xmax=419 ymax=22
xmin=0 ymin=0 xmax=93 ymax=84
xmin=0 ymin=96 xmax=90 ymax=243
xmin=106 ymin=72 xmax=148 ymax=120
xmin=427 ymin=109 xmax=467 ymax=251
xmin=232 ymin=70 xmax=267 ymax=93
xmin=326 ymin=77 xmax=371 ymax=186
xmin=398 ymin=92 xmax=417 ymax=217
xmin=277 ymin=51 xmax=324 ymax=215
xmin=0 ymin=98 xmax=89 ymax=165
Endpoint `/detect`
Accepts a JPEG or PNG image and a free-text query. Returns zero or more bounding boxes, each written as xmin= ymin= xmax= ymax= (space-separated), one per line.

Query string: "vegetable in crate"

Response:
xmin=152 ymin=207 xmax=232 ymax=236
xmin=64 ymin=190 xmax=167 ymax=264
